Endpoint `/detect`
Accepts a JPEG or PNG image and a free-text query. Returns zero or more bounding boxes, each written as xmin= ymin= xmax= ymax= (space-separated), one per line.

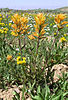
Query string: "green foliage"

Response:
xmin=12 ymin=73 xmax=68 ymax=99
xmin=0 ymin=11 xmax=68 ymax=100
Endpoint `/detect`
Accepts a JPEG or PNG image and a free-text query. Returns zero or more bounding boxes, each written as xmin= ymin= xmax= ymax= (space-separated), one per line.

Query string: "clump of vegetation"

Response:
xmin=0 ymin=10 xmax=68 ymax=99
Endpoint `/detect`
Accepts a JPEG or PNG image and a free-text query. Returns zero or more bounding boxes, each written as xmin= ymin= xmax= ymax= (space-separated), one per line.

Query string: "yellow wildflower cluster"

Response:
xmin=0 ymin=29 xmax=4 ymax=33
xmin=60 ymin=37 xmax=67 ymax=42
xmin=11 ymin=14 xmax=29 ymax=36
xmin=11 ymin=31 xmax=18 ymax=36
xmin=0 ymin=14 xmax=2 ymax=17
xmin=0 ymin=18 xmax=2 ymax=22
xmin=28 ymin=13 xmax=47 ymax=39
xmin=55 ymin=14 xmax=68 ymax=29
xmin=0 ymin=23 xmax=5 ymax=26
xmin=17 ymin=56 xmax=26 ymax=65
xmin=3 ymin=28 xmax=8 ymax=33
xmin=0 ymin=14 xmax=2 ymax=22
xmin=0 ymin=28 xmax=8 ymax=34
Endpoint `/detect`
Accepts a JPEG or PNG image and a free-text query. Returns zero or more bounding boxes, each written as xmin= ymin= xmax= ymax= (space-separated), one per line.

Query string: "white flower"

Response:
xmin=28 ymin=89 xmax=31 ymax=93
xmin=46 ymin=32 xmax=49 ymax=35
xmin=9 ymin=20 xmax=12 ymax=23
xmin=47 ymin=27 xmax=50 ymax=31
xmin=53 ymin=25 xmax=57 ymax=28
xmin=16 ymin=48 xmax=19 ymax=51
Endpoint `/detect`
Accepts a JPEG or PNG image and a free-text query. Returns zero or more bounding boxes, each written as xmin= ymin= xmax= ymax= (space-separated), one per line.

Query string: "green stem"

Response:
xmin=23 ymin=35 xmax=26 ymax=53
xmin=3 ymin=34 xmax=7 ymax=65
xmin=51 ymin=29 xmax=58 ymax=50
xmin=36 ymin=37 xmax=39 ymax=56
xmin=19 ymin=37 xmax=22 ymax=57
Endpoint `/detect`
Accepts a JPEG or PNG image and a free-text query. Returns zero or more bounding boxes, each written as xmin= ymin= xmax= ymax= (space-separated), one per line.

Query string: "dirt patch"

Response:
xmin=0 ymin=85 xmax=32 ymax=100
xmin=0 ymin=85 xmax=23 ymax=100
xmin=51 ymin=64 xmax=68 ymax=82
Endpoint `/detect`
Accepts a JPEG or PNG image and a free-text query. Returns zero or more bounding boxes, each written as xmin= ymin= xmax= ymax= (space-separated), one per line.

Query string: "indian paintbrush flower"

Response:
xmin=11 ymin=14 xmax=29 ymax=36
xmin=7 ymin=55 xmax=12 ymax=60
xmin=28 ymin=13 xmax=47 ymax=39
xmin=55 ymin=14 xmax=68 ymax=29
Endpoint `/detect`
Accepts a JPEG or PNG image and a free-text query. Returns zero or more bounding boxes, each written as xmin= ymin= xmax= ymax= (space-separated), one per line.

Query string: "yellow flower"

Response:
xmin=17 ymin=56 xmax=26 ymax=65
xmin=60 ymin=37 xmax=67 ymax=42
xmin=3 ymin=28 xmax=8 ymax=31
xmin=66 ymin=24 xmax=68 ymax=27
xmin=0 ymin=23 xmax=5 ymax=26
xmin=17 ymin=61 xmax=23 ymax=65
xmin=23 ymin=57 xmax=26 ymax=60
xmin=1 ymin=31 xmax=4 ymax=33
xmin=7 ymin=55 xmax=12 ymax=60
xmin=54 ymin=33 xmax=57 ymax=36
xmin=2 ymin=23 xmax=5 ymax=26
xmin=0 ymin=23 xmax=1 ymax=25
xmin=0 ymin=18 xmax=2 ymax=21
xmin=4 ymin=31 xmax=7 ymax=34
xmin=64 ymin=34 xmax=67 ymax=37
xmin=0 ymin=29 xmax=4 ymax=33
xmin=0 ymin=14 xmax=2 ymax=17
xmin=17 ymin=56 xmax=21 ymax=62
xmin=9 ymin=23 xmax=12 ymax=26
xmin=11 ymin=31 xmax=18 ymax=36
xmin=50 ymin=24 xmax=52 ymax=26
xmin=17 ymin=60 xmax=26 ymax=64
xmin=0 ymin=29 xmax=2 ymax=32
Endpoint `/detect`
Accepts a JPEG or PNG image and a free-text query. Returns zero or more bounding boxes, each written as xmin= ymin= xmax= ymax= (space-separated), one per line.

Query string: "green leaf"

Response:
xmin=32 ymin=95 xmax=43 ymax=100
xmin=63 ymin=92 xmax=68 ymax=97
xmin=45 ymin=85 xmax=50 ymax=100
xmin=13 ymin=91 xmax=20 ymax=100
xmin=51 ymin=95 xmax=61 ymax=100
xmin=37 ymin=86 xmax=41 ymax=94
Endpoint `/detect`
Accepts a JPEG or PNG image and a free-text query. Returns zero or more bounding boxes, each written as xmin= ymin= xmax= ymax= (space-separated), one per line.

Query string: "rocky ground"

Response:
xmin=0 ymin=64 xmax=68 ymax=100
xmin=0 ymin=85 xmax=23 ymax=100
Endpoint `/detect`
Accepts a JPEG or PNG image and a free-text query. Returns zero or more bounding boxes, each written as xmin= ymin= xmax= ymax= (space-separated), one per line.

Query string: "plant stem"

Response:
xmin=23 ymin=35 xmax=26 ymax=51
xmin=3 ymin=34 xmax=7 ymax=66
xmin=36 ymin=37 xmax=39 ymax=55
xmin=19 ymin=37 xmax=22 ymax=57
xmin=45 ymin=28 xmax=59 ymax=67
xmin=51 ymin=28 xmax=59 ymax=50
